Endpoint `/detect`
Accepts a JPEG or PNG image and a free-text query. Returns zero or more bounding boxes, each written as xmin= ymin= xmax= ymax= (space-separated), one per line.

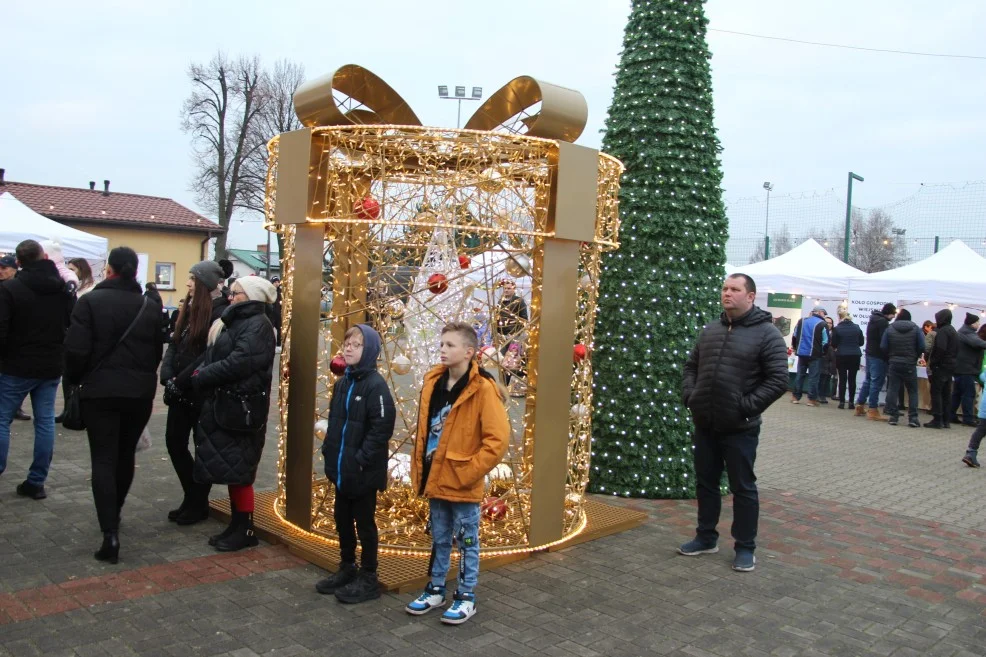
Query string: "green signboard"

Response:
xmin=767 ymin=293 xmax=803 ymax=309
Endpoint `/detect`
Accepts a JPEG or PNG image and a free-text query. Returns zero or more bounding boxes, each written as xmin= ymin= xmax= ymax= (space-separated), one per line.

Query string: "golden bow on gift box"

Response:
xmin=293 ymin=64 xmax=588 ymax=143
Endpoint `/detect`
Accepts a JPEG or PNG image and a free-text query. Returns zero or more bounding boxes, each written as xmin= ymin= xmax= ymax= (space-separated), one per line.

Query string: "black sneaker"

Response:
xmin=962 ymin=455 xmax=981 ymax=468
xmin=923 ymin=420 xmax=942 ymax=429
xmin=315 ymin=563 xmax=358 ymax=595
xmin=888 ymin=418 xmax=898 ymax=426
xmin=334 ymin=571 xmax=380 ymax=604
xmin=837 ymin=403 xmax=846 ymax=409
xmin=16 ymin=481 xmax=47 ymax=500
xmin=908 ymin=419 xmax=920 ymax=428
xmin=848 ymin=403 xmax=856 ymax=410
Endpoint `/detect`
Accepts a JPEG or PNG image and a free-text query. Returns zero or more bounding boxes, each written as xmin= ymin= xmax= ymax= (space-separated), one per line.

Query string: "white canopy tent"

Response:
xmin=731 ymin=239 xmax=866 ymax=297
xmin=0 ymin=192 xmax=108 ymax=260
xmin=848 ymin=240 xmax=986 ymax=308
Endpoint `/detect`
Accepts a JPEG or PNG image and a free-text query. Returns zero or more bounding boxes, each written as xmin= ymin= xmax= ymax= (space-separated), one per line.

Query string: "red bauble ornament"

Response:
xmin=458 ymin=255 xmax=471 ymax=269
xmin=573 ymin=344 xmax=588 ymax=363
xmin=481 ymin=496 xmax=508 ymax=521
xmin=354 ymin=196 xmax=380 ymax=220
xmin=427 ymin=273 xmax=448 ymax=294
xmin=330 ymin=355 xmax=347 ymax=376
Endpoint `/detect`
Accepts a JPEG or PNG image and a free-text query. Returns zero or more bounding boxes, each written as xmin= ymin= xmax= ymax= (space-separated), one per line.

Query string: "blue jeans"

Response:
xmin=693 ymin=425 xmax=760 ymax=551
xmin=428 ymin=499 xmax=480 ymax=594
xmin=857 ymin=357 xmax=888 ymax=408
xmin=951 ymin=374 xmax=977 ymax=423
xmin=0 ymin=375 xmax=60 ymax=485
xmin=793 ymin=356 xmax=821 ymax=401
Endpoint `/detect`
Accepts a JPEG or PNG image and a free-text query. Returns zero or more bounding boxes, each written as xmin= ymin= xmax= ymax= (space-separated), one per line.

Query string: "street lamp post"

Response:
xmin=844 ymin=172 xmax=864 ymax=263
xmin=763 ymin=181 xmax=773 ymax=259
xmin=438 ymin=85 xmax=483 ymax=128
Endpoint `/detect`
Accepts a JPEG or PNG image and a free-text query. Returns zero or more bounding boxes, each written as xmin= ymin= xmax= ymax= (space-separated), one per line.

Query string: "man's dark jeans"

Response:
xmin=693 ymin=425 xmax=759 ymax=551
xmin=884 ymin=362 xmax=918 ymax=423
xmin=951 ymin=374 xmax=977 ymax=424
xmin=929 ymin=368 xmax=953 ymax=420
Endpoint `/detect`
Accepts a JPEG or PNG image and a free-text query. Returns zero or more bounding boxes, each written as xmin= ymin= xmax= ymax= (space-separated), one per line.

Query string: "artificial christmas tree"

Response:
xmin=590 ymin=0 xmax=729 ymax=498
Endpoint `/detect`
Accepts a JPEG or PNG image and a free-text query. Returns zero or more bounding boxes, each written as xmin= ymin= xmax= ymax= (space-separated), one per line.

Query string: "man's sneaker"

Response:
xmin=405 ymin=583 xmax=446 ymax=615
xmin=440 ymin=591 xmax=476 ymax=625
xmin=677 ymin=538 xmax=719 ymax=556
xmin=315 ymin=562 xmax=358 ymax=595
xmin=732 ymin=550 xmax=756 ymax=572
xmin=888 ymin=418 xmax=898 ymax=426
xmin=334 ymin=570 xmax=380 ymax=604
xmin=908 ymin=419 xmax=920 ymax=428
xmin=16 ymin=481 xmax=46 ymax=500
xmin=790 ymin=396 xmax=800 ymax=404
xmin=805 ymin=400 xmax=820 ymax=407
xmin=962 ymin=454 xmax=981 ymax=468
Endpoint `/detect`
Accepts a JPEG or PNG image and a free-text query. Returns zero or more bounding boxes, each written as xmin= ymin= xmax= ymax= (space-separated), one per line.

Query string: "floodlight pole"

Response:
xmin=844 ymin=172 xmax=864 ymax=263
xmin=438 ymin=85 xmax=483 ymax=128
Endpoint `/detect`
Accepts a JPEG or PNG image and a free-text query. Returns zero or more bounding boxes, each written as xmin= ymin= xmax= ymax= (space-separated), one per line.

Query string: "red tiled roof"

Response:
xmin=0 ymin=181 xmax=223 ymax=234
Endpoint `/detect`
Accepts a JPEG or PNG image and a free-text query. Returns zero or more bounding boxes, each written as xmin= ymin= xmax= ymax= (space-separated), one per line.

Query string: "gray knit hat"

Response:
xmin=189 ymin=260 xmax=224 ymax=290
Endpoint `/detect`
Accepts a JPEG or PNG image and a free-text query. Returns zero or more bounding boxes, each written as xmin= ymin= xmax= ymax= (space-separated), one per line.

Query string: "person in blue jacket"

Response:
xmin=791 ymin=308 xmax=829 ymax=406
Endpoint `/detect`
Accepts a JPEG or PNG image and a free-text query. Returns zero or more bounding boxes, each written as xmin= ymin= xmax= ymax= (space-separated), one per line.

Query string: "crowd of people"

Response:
xmin=0 ymin=240 xmax=514 ymax=625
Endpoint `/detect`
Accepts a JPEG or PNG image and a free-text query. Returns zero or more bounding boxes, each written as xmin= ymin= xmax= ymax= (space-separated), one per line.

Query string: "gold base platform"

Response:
xmin=210 ymin=491 xmax=646 ymax=593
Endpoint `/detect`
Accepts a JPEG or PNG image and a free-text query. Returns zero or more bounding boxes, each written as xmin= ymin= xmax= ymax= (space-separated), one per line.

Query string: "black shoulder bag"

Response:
xmin=62 ymin=298 xmax=151 ymax=431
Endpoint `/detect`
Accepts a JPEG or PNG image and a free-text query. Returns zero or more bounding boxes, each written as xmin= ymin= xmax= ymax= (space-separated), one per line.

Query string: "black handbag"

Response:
xmin=213 ymin=388 xmax=268 ymax=433
xmin=61 ymin=298 xmax=151 ymax=431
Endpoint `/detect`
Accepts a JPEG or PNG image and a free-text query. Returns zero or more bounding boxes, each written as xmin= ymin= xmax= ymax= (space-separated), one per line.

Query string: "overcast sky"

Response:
xmin=2 ymin=0 xmax=983 ymax=254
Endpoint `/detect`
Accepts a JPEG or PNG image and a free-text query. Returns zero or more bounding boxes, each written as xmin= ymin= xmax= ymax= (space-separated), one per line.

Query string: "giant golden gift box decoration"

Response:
xmin=263 ymin=65 xmax=625 ymax=562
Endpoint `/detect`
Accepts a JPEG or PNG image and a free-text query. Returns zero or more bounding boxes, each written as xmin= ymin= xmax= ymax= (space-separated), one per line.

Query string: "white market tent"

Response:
xmin=0 ymin=192 xmax=108 ymax=260
xmin=848 ymin=240 xmax=986 ymax=308
xmin=731 ymin=239 xmax=865 ymax=297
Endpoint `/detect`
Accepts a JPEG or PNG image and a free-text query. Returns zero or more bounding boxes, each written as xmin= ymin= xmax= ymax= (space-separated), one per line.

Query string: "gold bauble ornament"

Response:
xmin=387 ymin=300 xmax=406 ymax=319
xmin=391 ymin=355 xmax=412 ymax=375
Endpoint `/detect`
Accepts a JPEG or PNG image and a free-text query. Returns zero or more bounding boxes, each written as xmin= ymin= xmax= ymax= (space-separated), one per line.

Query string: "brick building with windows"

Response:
xmin=0 ymin=171 xmax=222 ymax=306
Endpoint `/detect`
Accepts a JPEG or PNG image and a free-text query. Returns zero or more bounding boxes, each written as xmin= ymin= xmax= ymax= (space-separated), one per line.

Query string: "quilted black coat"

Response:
xmin=192 ymin=301 xmax=276 ymax=485
xmin=683 ymin=306 xmax=790 ymax=433
xmin=321 ymin=325 xmax=396 ymax=498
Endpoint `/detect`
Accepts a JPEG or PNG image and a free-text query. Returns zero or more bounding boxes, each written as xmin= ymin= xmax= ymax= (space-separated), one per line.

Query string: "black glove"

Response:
xmin=163 ymin=378 xmax=183 ymax=407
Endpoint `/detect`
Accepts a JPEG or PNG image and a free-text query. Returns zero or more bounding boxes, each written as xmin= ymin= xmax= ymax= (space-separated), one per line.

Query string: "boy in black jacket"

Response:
xmin=316 ymin=324 xmax=396 ymax=603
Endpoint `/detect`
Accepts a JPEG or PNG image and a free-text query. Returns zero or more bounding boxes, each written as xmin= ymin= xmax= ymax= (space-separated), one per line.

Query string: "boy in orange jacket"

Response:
xmin=405 ymin=322 xmax=510 ymax=624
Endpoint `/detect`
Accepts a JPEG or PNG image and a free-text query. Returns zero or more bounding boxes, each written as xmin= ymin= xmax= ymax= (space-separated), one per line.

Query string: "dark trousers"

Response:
xmin=165 ymin=403 xmax=211 ymax=507
xmin=82 ymin=397 xmax=153 ymax=532
xmin=951 ymin=375 xmax=977 ymax=423
xmin=693 ymin=425 xmax=759 ymax=551
xmin=836 ymin=355 xmax=861 ymax=405
xmin=885 ymin=362 xmax=918 ymax=422
xmin=967 ymin=419 xmax=986 ymax=453
xmin=818 ymin=373 xmax=833 ymax=401
xmin=334 ymin=488 xmax=378 ymax=572
xmin=929 ymin=368 xmax=954 ymax=419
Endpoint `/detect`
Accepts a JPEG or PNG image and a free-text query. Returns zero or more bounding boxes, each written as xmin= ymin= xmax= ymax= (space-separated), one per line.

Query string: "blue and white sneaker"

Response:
xmin=440 ymin=590 xmax=476 ymax=625
xmin=732 ymin=549 xmax=756 ymax=572
xmin=405 ymin=583 xmax=446 ymax=615
xmin=677 ymin=538 xmax=719 ymax=556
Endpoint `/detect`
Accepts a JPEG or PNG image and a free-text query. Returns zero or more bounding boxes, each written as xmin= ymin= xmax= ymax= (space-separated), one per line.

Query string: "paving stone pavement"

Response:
xmin=2 ymin=386 xmax=986 ymax=656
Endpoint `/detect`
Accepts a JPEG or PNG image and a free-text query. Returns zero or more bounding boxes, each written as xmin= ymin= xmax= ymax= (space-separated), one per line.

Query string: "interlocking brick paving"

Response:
xmin=3 ymin=388 xmax=986 ymax=656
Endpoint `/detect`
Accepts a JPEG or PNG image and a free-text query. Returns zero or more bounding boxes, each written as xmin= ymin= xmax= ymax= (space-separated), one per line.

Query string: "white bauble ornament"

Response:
xmin=579 ymin=274 xmax=593 ymax=290
xmin=314 ymin=419 xmax=328 ymax=441
xmin=571 ymin=404 xmax=591 ymax=420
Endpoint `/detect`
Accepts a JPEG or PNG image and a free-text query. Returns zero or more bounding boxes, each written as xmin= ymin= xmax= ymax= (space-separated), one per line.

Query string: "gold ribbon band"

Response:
xmin=293 ymin=65 xmax=586 ymax=142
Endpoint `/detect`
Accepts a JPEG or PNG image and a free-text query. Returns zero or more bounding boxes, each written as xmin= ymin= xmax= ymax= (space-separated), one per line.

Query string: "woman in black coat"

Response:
xmin=191 ymin=276 xmax=277 ymax=551
xmin=160 ymin=260 xmax=229 ymax=525
xmin=64 ymin=247 xmax=164 ymax=564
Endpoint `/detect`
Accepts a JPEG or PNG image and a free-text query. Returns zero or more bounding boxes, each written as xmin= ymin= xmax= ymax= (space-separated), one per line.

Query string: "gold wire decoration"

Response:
xmin=268 ymin=121 xmax=621 ymax=554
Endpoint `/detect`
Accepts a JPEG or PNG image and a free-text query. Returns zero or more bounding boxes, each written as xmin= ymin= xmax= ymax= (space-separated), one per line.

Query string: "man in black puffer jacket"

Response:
xmin=317 ymin=324 xmax=396 ymax=602
xmin=951 ymin=313 xmax=986 ymax=427
xmin=680 ymin=273 xmax=788 ymax=573
xmin=0 ymin=240 xmax=75 ymax=499
xmin=925 ymin=308 xmax=957 ymax=428
xmin=880 ymin=309 xmax=925 ymax=427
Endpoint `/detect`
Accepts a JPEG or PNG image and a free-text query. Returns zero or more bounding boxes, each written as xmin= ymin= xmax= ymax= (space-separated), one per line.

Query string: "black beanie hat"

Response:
xmin=965 ymin=312 xmax=980 ymax=326
xmin=881 ymin=303 xmax=897 ymax=315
